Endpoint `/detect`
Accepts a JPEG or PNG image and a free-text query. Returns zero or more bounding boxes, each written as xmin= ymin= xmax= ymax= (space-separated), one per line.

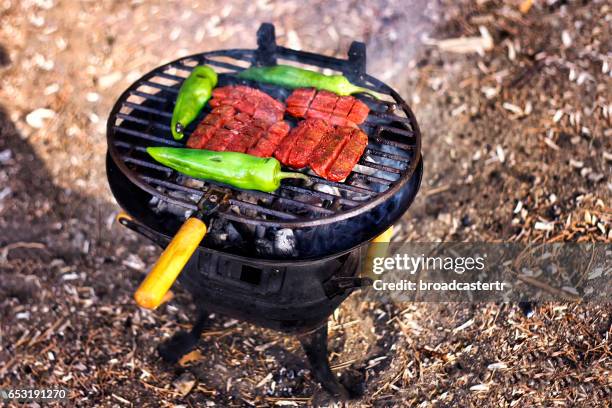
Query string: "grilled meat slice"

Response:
xmin=347 ymin=100 xmax=370 ymax=124
xmin=186 ymin=106 xmax=236 ymax=148
xmin=287 ymin=119 xmax=333 ymax=168
xmin=274 ymin=120 xmax=308 ymax=164
xmin=326 ymin=128 xmax=368 ymax=181
xmin=286 ymin=88 xmax=370 ymax=125
xmin=187 ymin=97 xmax=289 ymax=155
xmin=332 ymin=96 xmax=355 ymax=117
xmin=285 ymin=88 xmax=316 ymax=117
xmin=248 ymin=121 xmax=290 ymax=157
xmin=210 ymin=85 xmax=285 ymax=124
xmin=309 ymin=126 xmax=353 ymax=178
xmin=204 ymin=128 xmax=238 ymax=151
xmin=309 ymin=90 xmax=338 ymax=113
xmin=186 ymin=124 xmax=216 ymax=149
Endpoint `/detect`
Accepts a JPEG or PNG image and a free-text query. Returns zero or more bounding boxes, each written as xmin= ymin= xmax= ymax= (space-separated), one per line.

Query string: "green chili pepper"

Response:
xmin=147 ymin=147 xmax=309 ymax=192
xmin=237 ymin=64 xmax=382 ymax=98
xmin=171 ymin=65 xmax=218 ymax=140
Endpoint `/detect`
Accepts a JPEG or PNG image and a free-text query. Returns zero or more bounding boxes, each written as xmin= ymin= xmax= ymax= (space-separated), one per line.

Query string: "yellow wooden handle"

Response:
xmin=134 ymin=217 xmax=207 ymax=309
xmin=363 ymin=227 xmax=394 ymax=278
xmin=116 ymin=212 xmax=133 ymax=224
xmin=372 ymin=227 xmax=394 ymax=244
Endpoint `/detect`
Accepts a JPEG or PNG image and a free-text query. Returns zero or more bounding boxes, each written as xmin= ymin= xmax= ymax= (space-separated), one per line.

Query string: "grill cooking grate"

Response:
xmin=107 ymin=25 xmax=421 ymax=227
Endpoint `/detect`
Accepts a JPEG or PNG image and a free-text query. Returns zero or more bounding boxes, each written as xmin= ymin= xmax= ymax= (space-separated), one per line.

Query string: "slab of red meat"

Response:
xmin=253 ymin=104 xmax=282 ymax=124
xmin=201 ymin=111 xmax=228 ymax=127
xmin=285 ymin=88 xmax=315 ymax=117
xmin=210 ymin=85 xmax=284 ymax=125
xmin=248 ymin=121 xmax=290 ymax=157
xmin=186 ymin=124 xmax=216 ymax=148
xmin=309 ymin=126 xmax=353 ymax=177
xmin=204 ymin=128 xmax=238 ymax=151
xmin=309 ymin=90 xmax=338 ymax=113
xmin=326 ymin=129 xmax=368 ymax=182
xmin=286 ymin=88 xmax=370 ymax=126
xmin=287 ymin=119 xmax=333 ymax=168
xmin=225 ymin=118 xmax=248 ymax=132
xmin=186 ymin=106 xmax=235 ymax=148
xmin=233 ymin=126 xmax=267 ymax=152
xmin=332 ymin=96 xmax=355 ymax=117
xmin=327 ymin=115 xmax=358 ymax=128
xmin=347 ymin=100 xmax=370 ymax=124
xmin=187 ymin=87 xmax=290 ymax=154
xmin=274 ymin=120 xmax=309 ymax=164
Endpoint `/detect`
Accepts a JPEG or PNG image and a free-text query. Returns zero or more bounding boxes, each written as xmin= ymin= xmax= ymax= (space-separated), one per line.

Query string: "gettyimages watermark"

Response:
xmin=359 ymin=243 xmax=611 ymax=302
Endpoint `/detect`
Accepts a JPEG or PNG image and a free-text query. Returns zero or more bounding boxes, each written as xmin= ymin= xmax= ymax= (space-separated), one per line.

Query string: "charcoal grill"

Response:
xmin=106 ymin=23 xmax=422 ymax=399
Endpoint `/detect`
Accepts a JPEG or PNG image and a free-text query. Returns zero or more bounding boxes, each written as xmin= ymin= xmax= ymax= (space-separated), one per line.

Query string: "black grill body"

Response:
xmin=108 ymin=153 xmax=421 ymax=333
xmin=106 ymin=23 xmax=423 ymax=399
xmin=106 ymin=24 xmax=422 ymax=260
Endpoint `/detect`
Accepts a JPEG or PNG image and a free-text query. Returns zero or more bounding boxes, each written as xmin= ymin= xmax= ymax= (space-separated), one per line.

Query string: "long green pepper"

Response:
xmin=237 ymin=65 xmax=381 ymax=98
xmin=147 ymin=147 xmax=309 ymax=192
xmin=171 ymin=65 xmax=218 ymax=140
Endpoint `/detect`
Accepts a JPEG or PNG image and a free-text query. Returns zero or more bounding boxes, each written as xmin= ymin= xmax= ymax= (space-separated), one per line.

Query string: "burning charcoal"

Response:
xmin=255 ymin=225 xmax=267 ymax=238
xmin=255 ymin=238 xmax=275 ymax=256
xmin=314 ymin=183 xmax=340 ymax=197
xmin=225 ymin=222 xmax=244 ymax=246
xmin=207 ymin=219 xmax=229 ymax=246
xmin=182 ymin=177 xmax=205 ymax=189
xmin=274 ymin=229 xmax=298 ymax=257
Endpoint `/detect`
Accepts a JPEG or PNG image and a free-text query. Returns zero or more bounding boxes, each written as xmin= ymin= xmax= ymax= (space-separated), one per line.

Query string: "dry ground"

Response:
xmin=0 ymin=0 xmax=610 ymax=407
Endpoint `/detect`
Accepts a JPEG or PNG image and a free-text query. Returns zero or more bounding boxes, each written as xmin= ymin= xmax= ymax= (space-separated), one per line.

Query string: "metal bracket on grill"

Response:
xmin=323 ymin=276 xmax=373 ymax=299
xmin=345 ymin=41 xmax=367 ymax=82
xmin=116 ymin=213 xmax=169 ymax=248
xmin=196 ymin=188 xmax=230 ymax=220
xmin=322 ymin=252 xmax=372 ymax=298
xmin=255 ymin=23 xmax=277 ymax=67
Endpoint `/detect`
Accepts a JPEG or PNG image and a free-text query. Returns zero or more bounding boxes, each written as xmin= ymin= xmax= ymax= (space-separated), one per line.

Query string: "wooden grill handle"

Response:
xmin=363 ymin=226 xmax=394 ymax=278
xmin=134 ymin=217 xmax=207 ymax=309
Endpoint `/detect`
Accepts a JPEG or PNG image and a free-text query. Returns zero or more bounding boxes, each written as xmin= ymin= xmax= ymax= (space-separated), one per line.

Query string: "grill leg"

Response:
xmin=298 ymin=323 xmax=363 ymax=400
xmin=519 ymin=301 xmax=536 ymax=318
xmin=158 ymin=308 xmax=209 ymax=364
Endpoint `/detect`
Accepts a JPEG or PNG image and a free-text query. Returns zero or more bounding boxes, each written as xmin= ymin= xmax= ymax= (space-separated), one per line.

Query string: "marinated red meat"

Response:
xmin=347 ymin=100 xmax=370 ymax=124
xmin=327 ymin=115 xmax=357 ymax=128
xmin=326 ymin=128 xmax=368 ymax=181
xmin=248 ymin=121 xmax=291 ymax=157
xmin=186 ymin=124 xmax=216 ymax=148
xmin=187 ymin=90 xmax=290 ymax=155
xmin=210 ymin=85 xmax=284 ymax=124
xmin=286 ymin=106 xmax=306 ymax=117
xmin=286 ymin=88 xmax=370 ymax=125
xmin=225 ymin=118 xmax=248 ymax=132
xmin=287 ymin=119 xmax=333 ymax=168
xmin=253 ymin=105 xmax=282 ymax=124
xmin=201 ymin=105 xmax=234 ymax=127
xmin=309 ymin=126 xmax=353 ymax=177
xmin=332 ymin=96 xmax=355 ymax=117
xmin=305 ymin=109 xmax=332 ymax=122
xmin=204 ymin=128 xmax=237 ymax=151
xmin=247 ymin=138 xmax=275 ymax=157
xmin=186 ymin=106 xmax=236 ymax=149
xmin=186 ymin=86 xmax=369 ymax=182
xmin=309 ymin=90 xmax=338 ymax=113
xmin=285 ymin=88 xmax=316 ymax=109
xmin=274 ymin=121 xmax=307 ymax=164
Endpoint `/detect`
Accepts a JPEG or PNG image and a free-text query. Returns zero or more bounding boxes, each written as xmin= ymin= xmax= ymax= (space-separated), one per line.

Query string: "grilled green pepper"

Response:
xmin=237 ymin=65 xmax=381 ymax=97
xmin=147 ymin=147 xmax=309 ymax=192
xmin=171 ymin=65 xmax=218 ymax=140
